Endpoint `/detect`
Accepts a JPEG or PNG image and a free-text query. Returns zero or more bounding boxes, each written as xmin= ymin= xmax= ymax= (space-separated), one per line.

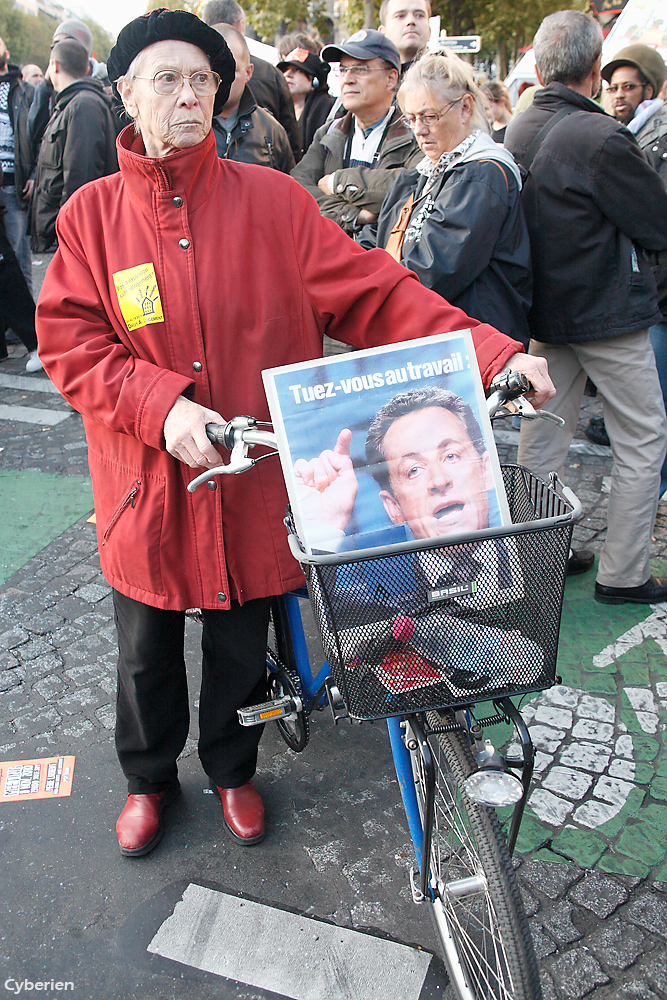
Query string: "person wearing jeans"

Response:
xmin=0 ymin=207 xmax=38 ymax=368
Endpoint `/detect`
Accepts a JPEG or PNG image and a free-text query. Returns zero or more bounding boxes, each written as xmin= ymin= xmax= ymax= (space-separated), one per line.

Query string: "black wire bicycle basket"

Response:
xmin=287 ymin=465 xmax=579 ymax=721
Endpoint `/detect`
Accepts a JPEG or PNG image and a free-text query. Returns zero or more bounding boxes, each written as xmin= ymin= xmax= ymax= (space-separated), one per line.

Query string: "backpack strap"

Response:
xmin=522 ymin=107 xmax=574 ymax=174
xmin=477 ymin=158 xmax=509 ymax=190
xmin=384 ymin=192 xmax=415 ymax=262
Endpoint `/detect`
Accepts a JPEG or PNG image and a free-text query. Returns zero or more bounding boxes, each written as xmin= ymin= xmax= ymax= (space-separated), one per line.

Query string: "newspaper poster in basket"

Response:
xmin=263 ymin=328 xmax=513 ymax=544
xmin=263 ymin=332 xmax=542 ymax=707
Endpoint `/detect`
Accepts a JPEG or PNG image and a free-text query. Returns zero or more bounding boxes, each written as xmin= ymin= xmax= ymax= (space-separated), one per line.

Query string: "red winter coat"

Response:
xmin=36 ymin=126 xmax=522 ymax=611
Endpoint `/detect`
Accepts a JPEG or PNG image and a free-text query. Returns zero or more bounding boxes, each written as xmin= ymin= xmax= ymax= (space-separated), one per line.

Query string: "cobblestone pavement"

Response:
xmin=1 ymin=313 xmax=667 ymax=999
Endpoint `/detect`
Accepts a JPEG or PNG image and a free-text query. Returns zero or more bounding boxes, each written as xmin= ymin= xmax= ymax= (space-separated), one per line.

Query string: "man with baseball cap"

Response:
xmin=291 ymin=29 xmax=420 ymax=237
xmin=602 ymin=44 xmax=667 ymax=498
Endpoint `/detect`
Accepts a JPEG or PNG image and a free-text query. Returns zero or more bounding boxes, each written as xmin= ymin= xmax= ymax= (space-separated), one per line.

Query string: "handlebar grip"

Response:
xmin=489 ymin=370 xmax=532 ymax=399
xmin=206 ymin=422 xmax=228 ymax=446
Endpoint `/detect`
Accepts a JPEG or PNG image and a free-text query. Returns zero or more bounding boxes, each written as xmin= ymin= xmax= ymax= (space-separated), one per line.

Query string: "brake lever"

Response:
xmin=501 ymin=396 xmax=565 ymax=426
xmin=187 ymin=440 xmax=256 ymax=493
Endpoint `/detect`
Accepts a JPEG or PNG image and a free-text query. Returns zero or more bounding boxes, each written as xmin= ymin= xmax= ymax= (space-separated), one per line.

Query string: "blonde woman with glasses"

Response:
xmin=360 ymin=52 xmax=531 ymax=344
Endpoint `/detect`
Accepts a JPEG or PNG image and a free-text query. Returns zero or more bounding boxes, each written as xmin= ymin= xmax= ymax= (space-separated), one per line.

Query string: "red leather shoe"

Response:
xmin=116 ymin=783 xmax=180 ymax=857
xmin=214 ymin=781 xmax=265 ymax=845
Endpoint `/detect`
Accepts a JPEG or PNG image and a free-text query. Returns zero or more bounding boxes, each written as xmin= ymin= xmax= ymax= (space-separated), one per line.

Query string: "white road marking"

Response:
xmin=147 ymin=883 xmax=432 ymax=1000
xmin=0 ymin=372 xmax=62 ymax=395
xmin=0 ymin=404 xmax=71 ymax=425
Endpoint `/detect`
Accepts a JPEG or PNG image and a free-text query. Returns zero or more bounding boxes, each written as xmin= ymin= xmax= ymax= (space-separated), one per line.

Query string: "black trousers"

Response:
xmin=0 ymin=212 xmax=37 ymax=356
xmin=113 ymin=590 xmax=270 ymax=794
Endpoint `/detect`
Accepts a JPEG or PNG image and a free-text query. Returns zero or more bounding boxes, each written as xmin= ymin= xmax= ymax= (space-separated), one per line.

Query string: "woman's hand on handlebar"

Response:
xmin=504 ymin=353 xmax=555 ymax=409
xmin=164 ymin=395 xmax=226 ymax=469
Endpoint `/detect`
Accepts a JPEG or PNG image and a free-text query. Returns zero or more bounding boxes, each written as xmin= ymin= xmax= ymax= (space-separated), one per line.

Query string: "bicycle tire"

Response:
xmin=409 ymin=711 xmax=541 ymax=1000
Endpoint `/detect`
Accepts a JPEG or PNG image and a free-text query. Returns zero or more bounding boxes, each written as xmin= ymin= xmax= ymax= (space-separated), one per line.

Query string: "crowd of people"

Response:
xmin=1 ymin=3 xmax=666 ymax=856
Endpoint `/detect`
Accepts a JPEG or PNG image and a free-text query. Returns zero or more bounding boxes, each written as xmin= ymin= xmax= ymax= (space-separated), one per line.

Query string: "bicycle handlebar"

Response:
xmin=487 ymin=370 xmax=564 ymax=425
xmin=187 ymin=370 xmax=564 ymax=493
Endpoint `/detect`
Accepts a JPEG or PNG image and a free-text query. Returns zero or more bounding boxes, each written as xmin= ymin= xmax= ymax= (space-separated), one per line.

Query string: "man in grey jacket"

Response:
xmin=505 ymin=10 xmax=667 ymax=606
xmin=291 ymin=30 xmax=420 ymax=236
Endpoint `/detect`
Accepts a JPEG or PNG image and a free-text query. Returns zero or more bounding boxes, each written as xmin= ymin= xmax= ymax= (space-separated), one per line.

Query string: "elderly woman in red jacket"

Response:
xmin=36 ymin=9 xmax=553 ymax=860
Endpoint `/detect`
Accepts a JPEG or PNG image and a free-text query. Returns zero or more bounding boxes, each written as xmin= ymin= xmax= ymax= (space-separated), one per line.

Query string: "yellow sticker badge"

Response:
xmin=113 ymin=262 xmax=165 ymax=332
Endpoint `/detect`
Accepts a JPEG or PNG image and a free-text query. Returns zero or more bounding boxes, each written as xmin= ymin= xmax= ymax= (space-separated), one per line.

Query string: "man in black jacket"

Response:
xmin=0 ymin=36 xmax=34 ymax=293
xmin=505 ymin=10 xmax=667 ymax=606
xmin=29 ymin=39 xmax=117 ymax=253
xmin=212 ymin=25 xmax=294 ymax=171
xmin=201 ymin=0 xmax=300 ymax=159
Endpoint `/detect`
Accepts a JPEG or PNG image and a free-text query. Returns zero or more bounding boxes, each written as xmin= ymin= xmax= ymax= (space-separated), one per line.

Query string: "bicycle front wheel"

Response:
xmin=411 ymin=712 xmax=541 ymax=1000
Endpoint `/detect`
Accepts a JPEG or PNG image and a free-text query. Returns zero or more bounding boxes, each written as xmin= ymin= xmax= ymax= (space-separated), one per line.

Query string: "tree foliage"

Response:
xmin=145 ymin=0 xmax=200 ymax=12
xmin=249 ymin=0 xmax=589 ymax=72
xmin=82 ymin=17 xmax=114 ymax=62
xmin=0 ymin=0 xmax=113 ymax=69
xmin=463 ymin=0 xmax=588 ymax=71
xmin=0 ymin=0 xmax=52 ymax=68
xmin=243 ymin=0 xmax=332 ymax=43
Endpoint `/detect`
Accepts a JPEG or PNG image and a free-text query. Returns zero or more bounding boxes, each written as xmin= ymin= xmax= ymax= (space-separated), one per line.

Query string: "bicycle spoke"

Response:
xmin=410 ymin=715 xmax=542 ymax=1000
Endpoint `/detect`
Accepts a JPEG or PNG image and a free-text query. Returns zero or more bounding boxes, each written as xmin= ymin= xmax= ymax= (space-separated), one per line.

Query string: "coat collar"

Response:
xmin=323 ymin=105 xmax=413 ymax=150
xmin=535 ymin=81 xmax=606 ymax=116
xmin=117 ymin=124 xmax=221 ymax=215
xmin=54 ymin=78 xmax=109 ymax=110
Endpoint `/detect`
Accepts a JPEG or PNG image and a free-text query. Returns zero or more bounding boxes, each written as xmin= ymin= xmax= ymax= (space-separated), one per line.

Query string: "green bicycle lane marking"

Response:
xmin=0 ymin=470 xmax=93 ymax=586
xmin=497 ymin=557 xmax=667 ymax=879
xmin=2 ymin=470 xmax=665 ymax=879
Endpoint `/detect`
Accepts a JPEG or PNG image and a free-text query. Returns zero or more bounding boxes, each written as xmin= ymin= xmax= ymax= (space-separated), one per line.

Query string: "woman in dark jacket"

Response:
xmin=361 ymin=52 xmax=531 ymax=345
xmin=278 ymin=48 xmax=334 ymax=160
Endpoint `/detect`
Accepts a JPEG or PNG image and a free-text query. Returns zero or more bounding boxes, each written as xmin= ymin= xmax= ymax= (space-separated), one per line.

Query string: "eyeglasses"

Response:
xmin=332 ymin=65 xmax=391 ymax=79
xmin=133 ymin=70 xmax=221 ymax=96
xmin=400 ymin=97 xmax=464 ymax=129
xmin=606 ymin=82 xmax=645 ymax=95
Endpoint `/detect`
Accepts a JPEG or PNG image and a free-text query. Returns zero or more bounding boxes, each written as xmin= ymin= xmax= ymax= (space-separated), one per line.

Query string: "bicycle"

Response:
xmin=188 ymin=371 xmax=582 ymax=1000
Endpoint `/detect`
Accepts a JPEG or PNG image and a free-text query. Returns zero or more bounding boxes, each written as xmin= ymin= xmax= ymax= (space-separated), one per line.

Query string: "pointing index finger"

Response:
xmin=334 ymin=428 xmax=352 ymax=457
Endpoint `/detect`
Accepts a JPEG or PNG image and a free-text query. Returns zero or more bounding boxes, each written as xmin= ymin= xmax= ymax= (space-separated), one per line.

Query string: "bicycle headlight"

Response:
xmin=463 ymin=767 xmax=524 ymax=807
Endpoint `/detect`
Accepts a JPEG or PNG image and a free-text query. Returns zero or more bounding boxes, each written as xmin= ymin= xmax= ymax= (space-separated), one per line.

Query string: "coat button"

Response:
xmin=192 ymin=361 xmax=202 ymax=372
xmin=179 ymin=238 xmax=190 ymax=249
xmin=173 ymin=196 xmax=183 ymax=206
xmin=207 ymin=480 xmax=217 ymax=490
xmin=217 ymin=592 xmax=226 ymax=602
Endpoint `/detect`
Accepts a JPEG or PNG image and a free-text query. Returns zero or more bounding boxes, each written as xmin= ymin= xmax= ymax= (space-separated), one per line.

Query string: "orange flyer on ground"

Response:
xmin=0 ymin=755 xmax=75 ymax=802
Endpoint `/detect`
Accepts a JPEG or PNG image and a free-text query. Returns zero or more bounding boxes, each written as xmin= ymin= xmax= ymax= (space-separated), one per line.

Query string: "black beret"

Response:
xmin=107 ymin=8 xmax=236 ymax=115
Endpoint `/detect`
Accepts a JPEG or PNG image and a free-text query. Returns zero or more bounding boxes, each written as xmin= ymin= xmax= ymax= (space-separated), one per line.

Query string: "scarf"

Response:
xmin=416 ymin=130 xmax=481 ymax=186
xmin=628 ymin=98 xmax=664 ymax=135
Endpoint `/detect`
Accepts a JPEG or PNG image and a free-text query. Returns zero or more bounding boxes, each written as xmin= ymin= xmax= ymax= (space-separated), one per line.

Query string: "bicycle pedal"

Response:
xmin=237 ymin=696 xmax=299 ymax=727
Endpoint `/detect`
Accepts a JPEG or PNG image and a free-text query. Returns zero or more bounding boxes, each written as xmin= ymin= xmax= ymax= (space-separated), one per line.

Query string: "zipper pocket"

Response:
xmin=102 ymin=480 xmax=141 ymax=546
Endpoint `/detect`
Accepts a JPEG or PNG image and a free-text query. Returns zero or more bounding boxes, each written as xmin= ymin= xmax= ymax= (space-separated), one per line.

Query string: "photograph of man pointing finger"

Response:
xmin=292 ymin=384 xmax=502 ymax=552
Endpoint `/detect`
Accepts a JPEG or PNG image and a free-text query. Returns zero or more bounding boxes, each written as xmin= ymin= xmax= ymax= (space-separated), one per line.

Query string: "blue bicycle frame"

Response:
xmin=276 ymin=589 xmax=428 ymax=884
